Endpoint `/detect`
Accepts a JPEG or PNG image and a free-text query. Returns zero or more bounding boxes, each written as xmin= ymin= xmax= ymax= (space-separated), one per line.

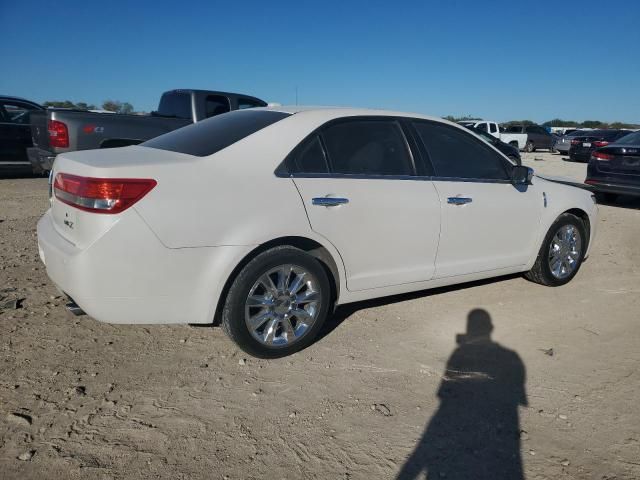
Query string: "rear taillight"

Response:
xmin=593 ymin=141 xmax=609 ymax=147
xmin=53 ymin=173 xmax=157 ymax=214
xmin=48 ymin=120 xmax=69 ymax=148
xmin=592 ymin=151 xmax=614 ymax=161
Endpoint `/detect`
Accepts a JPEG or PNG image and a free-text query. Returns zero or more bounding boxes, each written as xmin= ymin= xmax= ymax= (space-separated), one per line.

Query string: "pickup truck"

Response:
xmin=457 ymin=120 xmax=528 ymax=151
xmin=28 ymin=89 xmax=267 ymax=173
xmin=502 ymin=124 xmax=555 ymax=152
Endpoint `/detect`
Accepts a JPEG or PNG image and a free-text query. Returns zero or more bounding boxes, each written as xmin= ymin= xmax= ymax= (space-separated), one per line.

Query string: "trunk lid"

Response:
xmin=50 ymin=145 xmax=195 ymax=248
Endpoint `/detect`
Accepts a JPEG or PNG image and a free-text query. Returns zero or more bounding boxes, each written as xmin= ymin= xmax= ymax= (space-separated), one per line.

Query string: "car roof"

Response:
xmin=255 ymin=105 xmax=453 ymax=124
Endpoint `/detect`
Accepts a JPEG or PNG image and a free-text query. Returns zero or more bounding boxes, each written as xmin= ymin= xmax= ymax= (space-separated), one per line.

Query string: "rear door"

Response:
xmin=411 ymin=120 xmax=542 ymax=278
xmin=290 ymin=117 xmax=441 ymax=291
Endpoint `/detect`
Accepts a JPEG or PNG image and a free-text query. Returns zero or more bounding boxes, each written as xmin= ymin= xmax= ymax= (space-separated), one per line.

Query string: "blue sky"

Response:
xmin=1 ymin=0 xmax=638 ymax=123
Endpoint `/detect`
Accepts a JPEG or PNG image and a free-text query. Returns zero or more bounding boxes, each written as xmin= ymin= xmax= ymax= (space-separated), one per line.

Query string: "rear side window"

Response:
xmin=413 ymin=121 xmax=509 ymax=180
xmin=157 ymin=92 xmax=193 ymax=120
xmin=143 ymin=110 xmax=291 ymax=157
xmin=321 ymin=120 xmax=413 ymax=176
xmin=489 ymin=123 xmax=498 ymax=133
xmin=291 ymin=136 xmax=329 ymax=173
xmin=205 ymin=95 xmax=231 ymax=118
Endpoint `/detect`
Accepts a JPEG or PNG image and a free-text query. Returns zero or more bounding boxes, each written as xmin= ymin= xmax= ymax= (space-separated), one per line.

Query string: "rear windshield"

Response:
xmin=157 ymin=91 xmax=193 ymax=119
xmin=142 ymin=110 xmax=291 ymax=157
xmin=616 ymin=131 xmax=640 ymax=144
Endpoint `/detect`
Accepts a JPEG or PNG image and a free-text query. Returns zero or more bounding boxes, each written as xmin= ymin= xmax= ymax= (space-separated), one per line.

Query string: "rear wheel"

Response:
xmin=525 ymin=213 xmax=586 ymax=287
xmin=524 ymin=141 xmax=535 ymax=153
xmin=222 ymin=246 xmax=331 ymax=358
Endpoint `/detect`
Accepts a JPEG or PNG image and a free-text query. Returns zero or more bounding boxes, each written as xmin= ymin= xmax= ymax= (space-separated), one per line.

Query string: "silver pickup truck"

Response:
xmin=28 ymin=89 xmax=267 ymax=173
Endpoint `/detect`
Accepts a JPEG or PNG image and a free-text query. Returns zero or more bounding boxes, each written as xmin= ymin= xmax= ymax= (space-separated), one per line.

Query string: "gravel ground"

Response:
xmin=1 ymin=152 xmax=639 ymax=479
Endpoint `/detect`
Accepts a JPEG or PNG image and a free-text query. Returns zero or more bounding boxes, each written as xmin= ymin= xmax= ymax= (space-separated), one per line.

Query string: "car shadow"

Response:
xmin=318 ymin=274 xmax=521 ymax=342
xmin=396 ymin=308 xmax=527 ymax=480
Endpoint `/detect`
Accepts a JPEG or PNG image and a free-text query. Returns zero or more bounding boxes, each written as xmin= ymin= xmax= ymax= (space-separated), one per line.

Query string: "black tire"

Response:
xmin=221 ymin=246 xmax=331 ymax=358
xmin=524 ymin=141 xmax=534 ymax=153
xmin=525 ymin=213 xmax=587 ymax=287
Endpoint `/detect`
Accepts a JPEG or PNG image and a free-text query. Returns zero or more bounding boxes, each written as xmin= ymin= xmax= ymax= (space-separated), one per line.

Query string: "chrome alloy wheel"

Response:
xmin=548 ymin=224 xmax=582 ymax=280
xmin=244 ymin=264 xmax=321 ymax=347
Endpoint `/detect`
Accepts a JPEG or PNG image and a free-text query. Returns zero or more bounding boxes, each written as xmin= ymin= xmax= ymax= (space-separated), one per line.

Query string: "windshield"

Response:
xmin=616 ymin=130 xmax=640 ymax=145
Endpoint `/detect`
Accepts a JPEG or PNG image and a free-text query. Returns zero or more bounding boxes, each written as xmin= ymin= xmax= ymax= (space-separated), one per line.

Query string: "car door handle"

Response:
xmin=312 ymin=197 xmax=349 ymax=207
xmin=447 ymin=197 xmax=473 ymax=205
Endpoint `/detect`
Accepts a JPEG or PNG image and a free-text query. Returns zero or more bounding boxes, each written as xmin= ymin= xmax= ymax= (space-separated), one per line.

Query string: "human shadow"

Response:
xmin=397 ymin=309 xmax=527 ymax=480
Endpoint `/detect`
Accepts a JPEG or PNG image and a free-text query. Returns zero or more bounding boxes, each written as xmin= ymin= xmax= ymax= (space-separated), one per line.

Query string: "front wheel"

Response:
xmin=525 ymin=213 xmax=586 ymax=286
xmin=222 ymin=246 xmax=331 ymax=358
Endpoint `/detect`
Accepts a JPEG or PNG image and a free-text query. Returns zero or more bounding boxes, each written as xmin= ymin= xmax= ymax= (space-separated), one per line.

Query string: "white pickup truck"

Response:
xmin=458 ymin=120 xmax=528 ymax=151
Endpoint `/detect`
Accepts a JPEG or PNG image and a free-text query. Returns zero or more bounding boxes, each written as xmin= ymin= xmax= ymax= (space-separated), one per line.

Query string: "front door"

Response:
xmin=288 ymin=119 xmax=441 ymax=291
xmin=411 ymin=120 xmax=542 ymax=278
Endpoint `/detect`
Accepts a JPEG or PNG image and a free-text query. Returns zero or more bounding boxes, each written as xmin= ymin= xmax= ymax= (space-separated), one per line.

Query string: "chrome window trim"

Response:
xmin=277 ymin=172 xmax=513 ymax=184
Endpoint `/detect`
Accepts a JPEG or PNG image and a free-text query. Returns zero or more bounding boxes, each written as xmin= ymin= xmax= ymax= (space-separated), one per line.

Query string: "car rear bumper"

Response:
xmin=37 ymin=208 xmax=252 ymax=324
xmin=585 ymin=178 xmax=640 ymax=197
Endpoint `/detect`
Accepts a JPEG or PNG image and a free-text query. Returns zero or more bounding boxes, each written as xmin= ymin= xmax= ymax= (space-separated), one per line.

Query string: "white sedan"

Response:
xmin=37 ymin=107 xmax=597 ymax=357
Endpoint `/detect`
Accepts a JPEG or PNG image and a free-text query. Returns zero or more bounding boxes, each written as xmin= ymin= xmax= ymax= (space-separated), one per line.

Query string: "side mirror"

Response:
xmin=511 ymin=165 xmax=534 ymax=185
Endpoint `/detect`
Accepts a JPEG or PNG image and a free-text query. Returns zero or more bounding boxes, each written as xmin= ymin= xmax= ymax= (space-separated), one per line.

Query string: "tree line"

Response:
xmin=443 ymin=115 xmax=639 ymax=129
xmin=42 ymin=100 xmax=136 ymax=115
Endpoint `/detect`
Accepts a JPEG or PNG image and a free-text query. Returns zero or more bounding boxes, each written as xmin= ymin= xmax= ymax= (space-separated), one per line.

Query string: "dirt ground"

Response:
xmin=1 ymin=152 xmax=639 ymax=479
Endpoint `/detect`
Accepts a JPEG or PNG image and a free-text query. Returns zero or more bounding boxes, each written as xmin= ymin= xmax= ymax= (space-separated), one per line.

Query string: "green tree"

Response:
xmin=581 ymin=120 xmax=606 ymax=129
xmin=443 ymin=115 xmax=482 ymax=122
xmin=102 ymin=100 xmax=135 ymax=114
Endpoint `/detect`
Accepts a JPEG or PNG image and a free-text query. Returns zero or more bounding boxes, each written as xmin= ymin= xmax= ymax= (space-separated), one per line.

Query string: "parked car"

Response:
xmin=554 ymin=129 xmax=589 ymax=154
xmin=28 ymin=89 xmax=267 ymax=173
xmin=502 ymin=124 xmax=555 ymax=152
xmin=463 ymin=125 xmax=521 ymax=164
xmin=457 ymin=120 xmax=527 ymax=150
xmin=0 ymin=96 xmax=44 ymax=174
xmin=568 ymin=129 xmax=631 ymax=162
xmin=585 ymin=130 xmax=640 ymax=199
xmin=37 ymin=107 xmax=597 ymax=358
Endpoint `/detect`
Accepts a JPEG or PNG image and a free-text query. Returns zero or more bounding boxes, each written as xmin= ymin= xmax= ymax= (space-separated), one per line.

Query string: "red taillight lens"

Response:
xmin=592 ymin=151 xmax=614 ymax=161
xmin=593 ymin=141 xmax=609 ymax=147
xmin=48 ymin=120 xmax=69 ymax=148
xmin=53 ymin=173 xmax=157 ymax=214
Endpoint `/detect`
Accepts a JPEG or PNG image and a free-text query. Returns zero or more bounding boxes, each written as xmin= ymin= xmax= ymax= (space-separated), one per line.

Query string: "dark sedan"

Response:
xmin=0 ymin=96 xmax=44 ymax=175
xmin=585 ymin=130 xmax=640 ymax=200
xmin=568 ymin=129 xmax=630 ymax=162
xmin=464 ymin=125 xmax=522 ymax=165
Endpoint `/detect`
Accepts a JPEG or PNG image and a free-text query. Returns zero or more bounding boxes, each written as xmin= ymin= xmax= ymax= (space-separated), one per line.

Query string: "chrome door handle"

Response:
xmin=312 ymin=197 xmax=349 ymax=207
xmin=447 ymin=197 xmax=473 ymax=205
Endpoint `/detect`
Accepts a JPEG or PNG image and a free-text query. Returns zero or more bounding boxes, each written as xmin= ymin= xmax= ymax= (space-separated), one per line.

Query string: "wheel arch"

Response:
xmin=563 ymin=207 xmax=591 ymax=251
xmin=211 ymin=236 xmax=343 ymax=325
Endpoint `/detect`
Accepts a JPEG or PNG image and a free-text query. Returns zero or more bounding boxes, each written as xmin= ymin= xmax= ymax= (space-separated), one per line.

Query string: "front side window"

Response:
xmin=476 ymin=123 xmax=488 ymax=132
xmin=143 ymin=110 xmax=290 ymax=157
xmin=205 ymin=95 xmax=231 ymax=118
xmin=321 ymin=120 xmax=413 ymax=176
xmin=1 ymin=102 xmax=32 ymax=124
xmin=412 ymin=121 xmax=509 ymax=180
